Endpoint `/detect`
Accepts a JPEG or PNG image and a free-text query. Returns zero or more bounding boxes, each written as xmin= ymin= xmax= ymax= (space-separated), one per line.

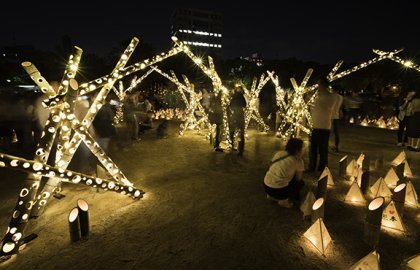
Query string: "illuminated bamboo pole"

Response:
xmin=0 ymin=154 xmax=142 ymax=198
xmin=0 ymin=48 xmax=83 ymax=255
xmin=393 ymin=183 xmax=406 ymax=217
xmin=329 ymin=54 xmax=393 ymax=81
xmin=364 ymin=197 xmax=385 ymax=248
xmin=68 ymin=208 xmax=81 ymax=243
xmin=77 ymin=199 xmax=90 ymax=238
xmin=78 ymin=47 xmax=183 ymax=95
xmin=373 ymin=48 xmax=420 ymax=73
xmin=32 ymin=48 xmax=82 ymax=217
xmin=311 ymin=197 xmax=325 ymax=223
xmin=54 ymin=47 xmax=83 ymax=165
xmin=21 ymin=62 xmax=56 ymax=98
xmin=31 ymin=79 xmax=80 ymax=217
xmin=34 ymin=38 xmax=143 ymax=218
xmin=327 ymin=60 xmax=344 ymax=80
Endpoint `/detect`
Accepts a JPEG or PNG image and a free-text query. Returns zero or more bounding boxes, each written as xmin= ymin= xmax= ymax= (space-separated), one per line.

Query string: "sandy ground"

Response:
xmin=0 ymin=122 xmax=419 ymax=270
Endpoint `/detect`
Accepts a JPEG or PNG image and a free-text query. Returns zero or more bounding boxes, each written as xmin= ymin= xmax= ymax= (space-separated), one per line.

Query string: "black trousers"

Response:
xmin=309 ymin=129 xmax=331 ymax=171
xmin=214 ymin=123 xmax=222 ymax=148
xmin=397 ymin=117 xmax=408 ymax=143
xmin=264 ymin=177 xmax=304 ymax=201
xmin=332 ymin=119 xmax=340 ymax=148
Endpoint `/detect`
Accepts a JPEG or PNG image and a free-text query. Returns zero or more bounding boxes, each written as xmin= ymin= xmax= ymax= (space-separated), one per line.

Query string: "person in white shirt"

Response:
xmin=264 ymin=138 xmax=305 ymax=208
xmin=308 ymin=77 xmax=337 ymax=172
xmin=331 ymin=88 xmax=343 ymax=152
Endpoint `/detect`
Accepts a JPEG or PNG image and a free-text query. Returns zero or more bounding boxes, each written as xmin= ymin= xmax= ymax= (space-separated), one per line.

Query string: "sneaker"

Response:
xmin=277 ymin=199 xmax=293 ymax=208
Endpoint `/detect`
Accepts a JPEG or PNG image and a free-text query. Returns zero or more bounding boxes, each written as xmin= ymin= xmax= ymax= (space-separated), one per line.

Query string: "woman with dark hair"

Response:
xmin=264 ymin=138 xmax=305 ymax=208
xmin=406 ymin=91 xmax=420 ymax=151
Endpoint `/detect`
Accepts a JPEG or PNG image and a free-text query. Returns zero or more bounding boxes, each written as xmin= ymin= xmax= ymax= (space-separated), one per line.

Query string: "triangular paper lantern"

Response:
xmin=403 ymin=253 xmax=420 ymax=270
xmin=345 ymin=181 xmax=366 ymax=203
xmin=370 ymin=177 xmax=392 ymax=198
xmin=349 ymin=250 xmax=380 ymax=270
xmin=356 ymin=153 xmax=365 ymax=168
xmin=404 ymin=161 xmax=413 ymax=178
xmin=392 ymin=151 xmax=406 ymax=166
xmin=405 ymin=181 xmax=419 ymax=208
xmin=361 ymin=118 xmax=369 ymax=126
xmin=384 ymin=167 xmax=399 ymax=187
xmin=381 ymin=201 xmax=405 ymax=232
xmin=300 ymin=191 xmax=316 ymax=218
xmin=303 ymin=218 xmax=332 ymax=255
xmin=346 ymin=159 xmax=357 ymax=178
xmin=320 ymin=167 xmax=334 ymax=186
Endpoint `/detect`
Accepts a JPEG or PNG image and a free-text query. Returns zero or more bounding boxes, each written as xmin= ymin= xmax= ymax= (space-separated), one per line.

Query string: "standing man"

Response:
xmin=331 ymin=87 xmax=343 ymax=152
xmin=209 ymin=92 xmax=224 ymax=152
xmin=308 ymin=77 xmax=337 ymax=172
xmin=229 ymin=85 xmax=247 ymax=156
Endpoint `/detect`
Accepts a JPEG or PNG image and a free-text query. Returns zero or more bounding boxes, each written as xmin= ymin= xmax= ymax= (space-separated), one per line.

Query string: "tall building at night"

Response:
xmin=171 ymin=8 xmax=223 ymax=57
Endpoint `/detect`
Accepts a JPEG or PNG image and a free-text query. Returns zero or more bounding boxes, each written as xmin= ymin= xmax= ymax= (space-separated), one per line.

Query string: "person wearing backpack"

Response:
xmin=263 ymin=138 xmax=305 ymax=208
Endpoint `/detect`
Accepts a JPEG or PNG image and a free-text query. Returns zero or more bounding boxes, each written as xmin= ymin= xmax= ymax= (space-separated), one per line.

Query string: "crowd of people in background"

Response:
xmin=397 ymin=90 xmax=420 ymax=151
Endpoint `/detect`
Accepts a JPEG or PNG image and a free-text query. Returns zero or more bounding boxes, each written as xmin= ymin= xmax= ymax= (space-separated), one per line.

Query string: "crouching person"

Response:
xmin=263 ymin=138 xmax=305 ymax=208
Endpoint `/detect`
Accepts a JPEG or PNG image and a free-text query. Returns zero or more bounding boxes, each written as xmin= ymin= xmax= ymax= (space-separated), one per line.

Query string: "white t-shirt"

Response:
xmin=264 ymin=151 xmax=304 ymax=189
xmin=331 ymin=93 xmax=343 ymax=120
xmin=310 ymin=91 xmax=336 ymax=129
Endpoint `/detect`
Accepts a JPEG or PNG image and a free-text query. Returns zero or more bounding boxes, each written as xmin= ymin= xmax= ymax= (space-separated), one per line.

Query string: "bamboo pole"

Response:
xmin=364 ymin=197 xmax=385 ymax=248
xmin=311 ymin=198 xmax=325 ymax=223
xmin=316 ymin=175 xmax=328 ymax=199
xmin=77 ymin=199 xmax=90 ymax=238
xmin=393 ymin=183 xmax=406 ymax=218
xmin=68 ymin=208 xmax=81 ymax=243
xmin=339 ymin=155 xmax=347 ymax=178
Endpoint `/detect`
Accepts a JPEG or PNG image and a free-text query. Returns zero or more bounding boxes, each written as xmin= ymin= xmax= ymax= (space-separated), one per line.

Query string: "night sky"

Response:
xmin=1 ymin=1 xmax=419 ymax=63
